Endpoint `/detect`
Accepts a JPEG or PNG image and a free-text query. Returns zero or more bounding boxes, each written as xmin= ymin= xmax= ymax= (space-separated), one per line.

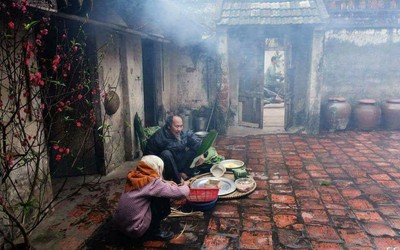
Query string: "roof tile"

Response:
xmin=219 ymin=0 xmax=327 ymax=25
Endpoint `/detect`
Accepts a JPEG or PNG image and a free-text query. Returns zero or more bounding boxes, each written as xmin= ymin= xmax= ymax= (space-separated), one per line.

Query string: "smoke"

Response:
xmin=113 ymin=0 xmax=217 ymax=47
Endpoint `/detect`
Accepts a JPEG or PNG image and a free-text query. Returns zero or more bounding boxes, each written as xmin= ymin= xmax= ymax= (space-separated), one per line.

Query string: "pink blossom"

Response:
xmin=52 ymin=55 xmax=61 ymax=72
xmin=77 ymin=94 xmax=83 ymax=100
xmin=8 ymin=21 xmax=14 ymax=29
xmin=55 ymin=154 xmax=62 ymax=161
xmin=76 ymin=121 xmax=82 ymax=127
xmin=65 ymin=148 xmax=70 ymax=155
xmin=40 ymin=29 xmax=48 ymax=35
xmin=59 ymin=148 xmax=64 ymax=153
xmin=73 ymin=46 xmax=78 ymax=52
xmin=53 ymin=144 xmax=59 ymax=150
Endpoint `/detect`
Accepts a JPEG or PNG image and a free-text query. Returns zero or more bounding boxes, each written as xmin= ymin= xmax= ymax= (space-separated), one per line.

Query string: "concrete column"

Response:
xmin=120 ymin=36 xmax=134 ymax=160
xmin=306 ymin=28 xmax=324 ymax=134
xmin=216 ymin=27 xmax=230 ymax=133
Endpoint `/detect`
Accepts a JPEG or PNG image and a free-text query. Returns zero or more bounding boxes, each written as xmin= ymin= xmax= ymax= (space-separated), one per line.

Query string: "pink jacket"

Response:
xmin=113 ymin=178 xmax=189 ymax=238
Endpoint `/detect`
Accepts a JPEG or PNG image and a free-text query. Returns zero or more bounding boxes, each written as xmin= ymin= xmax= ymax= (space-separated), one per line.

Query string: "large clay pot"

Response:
xmin=353 ymin=99 xmax=381 ymax=130
xmin=382 ymin=99 xmax=400 ymax=130
xmin=324 ymin=97 xmax=351 ymax=131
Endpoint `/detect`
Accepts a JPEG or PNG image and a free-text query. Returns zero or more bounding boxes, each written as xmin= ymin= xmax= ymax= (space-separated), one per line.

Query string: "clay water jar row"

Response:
xmin=324 ymin=98 xmax=400 ymax=131
xmin=354 ymin=98 xmax=400 ymax=130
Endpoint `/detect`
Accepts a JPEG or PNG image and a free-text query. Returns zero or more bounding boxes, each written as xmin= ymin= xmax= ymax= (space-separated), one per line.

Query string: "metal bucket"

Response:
xmin=182 ymin=114 xmax=193 ymax=131
xmin=194 ymin=117 xmax=207 ymax=132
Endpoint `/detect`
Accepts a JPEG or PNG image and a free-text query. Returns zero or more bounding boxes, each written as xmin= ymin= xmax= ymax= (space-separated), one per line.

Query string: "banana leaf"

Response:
xmin=196 ymin=130 xmax=218 ymax=157
xmin=190 ymin=130 xmax=218 ymax=168
xmin=134 ymin=113 xmax=146 ymax=150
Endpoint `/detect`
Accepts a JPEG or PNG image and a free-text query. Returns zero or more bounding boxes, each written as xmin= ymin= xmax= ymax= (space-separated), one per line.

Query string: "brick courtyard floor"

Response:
xmin=33 ymin=131 xmax=400 ymax=249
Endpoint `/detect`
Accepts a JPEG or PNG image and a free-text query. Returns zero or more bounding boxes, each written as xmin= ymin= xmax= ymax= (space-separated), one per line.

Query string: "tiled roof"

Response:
xmin=219 ymin=0 xmax=328 ymax=25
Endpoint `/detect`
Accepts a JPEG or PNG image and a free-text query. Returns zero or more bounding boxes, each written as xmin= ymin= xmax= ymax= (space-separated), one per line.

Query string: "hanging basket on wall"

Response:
xmin=104 ymin=90 xmax=120 ymax=115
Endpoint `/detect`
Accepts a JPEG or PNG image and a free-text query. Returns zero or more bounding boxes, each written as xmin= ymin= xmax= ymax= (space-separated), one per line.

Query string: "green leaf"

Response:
xmin=24 ymin=20 xmax=40 ymax=31
xmin=196 ymin=130 xmax=218 ymax=157
xmin=64 ymin=116 xmax=74 ymax=121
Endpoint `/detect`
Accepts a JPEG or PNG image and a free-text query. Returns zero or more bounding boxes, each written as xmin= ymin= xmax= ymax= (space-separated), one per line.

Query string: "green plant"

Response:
xmin=0 ymin=1 xmax=111 ymax=249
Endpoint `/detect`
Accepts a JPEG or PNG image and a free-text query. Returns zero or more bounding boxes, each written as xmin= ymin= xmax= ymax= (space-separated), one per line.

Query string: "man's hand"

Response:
xmin=195 ymin=155 xmax=206 ymax=166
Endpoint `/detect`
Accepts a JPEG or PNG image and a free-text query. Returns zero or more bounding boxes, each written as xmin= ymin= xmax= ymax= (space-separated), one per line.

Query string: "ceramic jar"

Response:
xmin=353 ymin=99 xmax=381 ymax=130
xmin=324 ymin=97 xmax=351 ymax=131
xmin=382 ymin=99 xmax=400 ymax=130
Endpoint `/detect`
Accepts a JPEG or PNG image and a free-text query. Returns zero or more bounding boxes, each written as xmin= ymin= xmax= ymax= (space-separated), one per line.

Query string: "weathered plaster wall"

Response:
xmin=96 ymin=31 xmax=124 ymax=172
xmin=322 ymin=28 xmax=400 ymax=107
xmin=168 ymin=45 xmax=210 ymax=112
xmin=96 ymin=30 xmax=143 ymax=172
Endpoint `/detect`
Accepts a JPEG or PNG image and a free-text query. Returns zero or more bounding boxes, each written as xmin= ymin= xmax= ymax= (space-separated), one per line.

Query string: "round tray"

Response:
xmin=191 ymin=177 xmax=236 ymax=196
xmin=189 ymin=173 xmax=256 ymax=199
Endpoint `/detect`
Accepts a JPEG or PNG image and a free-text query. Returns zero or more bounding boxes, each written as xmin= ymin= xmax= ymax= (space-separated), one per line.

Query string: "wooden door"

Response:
xmin=237 ymin=37 xmax=264 ymax=128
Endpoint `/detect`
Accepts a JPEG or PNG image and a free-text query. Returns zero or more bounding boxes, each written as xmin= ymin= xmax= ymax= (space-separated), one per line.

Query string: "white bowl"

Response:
xmin=210 ymin=164 xmax=226 ymax=178
xmin=195 ymin=131 xmax=208 ymax=138
xmin=235 ymin=177 xmax=255 ymax=192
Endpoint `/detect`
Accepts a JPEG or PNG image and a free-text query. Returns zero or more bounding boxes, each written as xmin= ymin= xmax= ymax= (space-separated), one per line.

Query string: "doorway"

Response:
xmin=263 ymin=38 xmax=286 ymax=133
xmin=142 ymin=39 xmax=160 ymax=127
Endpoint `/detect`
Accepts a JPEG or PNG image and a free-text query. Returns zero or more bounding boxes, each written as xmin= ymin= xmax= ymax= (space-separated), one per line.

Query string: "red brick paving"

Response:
xmin=79 ymin=131 xmax=400 ymax=249
xmin=202 ymin=131 xmax=400 ymax=249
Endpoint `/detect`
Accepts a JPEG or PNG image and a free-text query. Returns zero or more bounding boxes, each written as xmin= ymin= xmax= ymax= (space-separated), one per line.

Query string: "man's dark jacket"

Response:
xmin=144 ymin=125 xmax=201 ymax=158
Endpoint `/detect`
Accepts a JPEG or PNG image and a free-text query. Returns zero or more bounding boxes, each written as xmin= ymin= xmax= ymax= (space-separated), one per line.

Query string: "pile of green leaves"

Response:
xmin=133 ymin=113 xmax=160 ymax=150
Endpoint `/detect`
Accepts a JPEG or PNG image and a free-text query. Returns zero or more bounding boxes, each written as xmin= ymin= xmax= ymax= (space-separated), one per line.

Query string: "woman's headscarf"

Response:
xmin=124 ymin=155 xmax=165 ymax=193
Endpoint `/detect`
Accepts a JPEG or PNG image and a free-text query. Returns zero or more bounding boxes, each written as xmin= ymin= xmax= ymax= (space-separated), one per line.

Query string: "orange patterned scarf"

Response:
xmin=124 ymin=161 xmax=160 ymax=192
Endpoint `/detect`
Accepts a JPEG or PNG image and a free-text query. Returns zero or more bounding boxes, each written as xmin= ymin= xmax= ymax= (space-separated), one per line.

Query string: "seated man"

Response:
xmin=144 ymin=115 xmax=205 ymax=184
xmin=265 ymin=56 xmax=284 ymax=102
